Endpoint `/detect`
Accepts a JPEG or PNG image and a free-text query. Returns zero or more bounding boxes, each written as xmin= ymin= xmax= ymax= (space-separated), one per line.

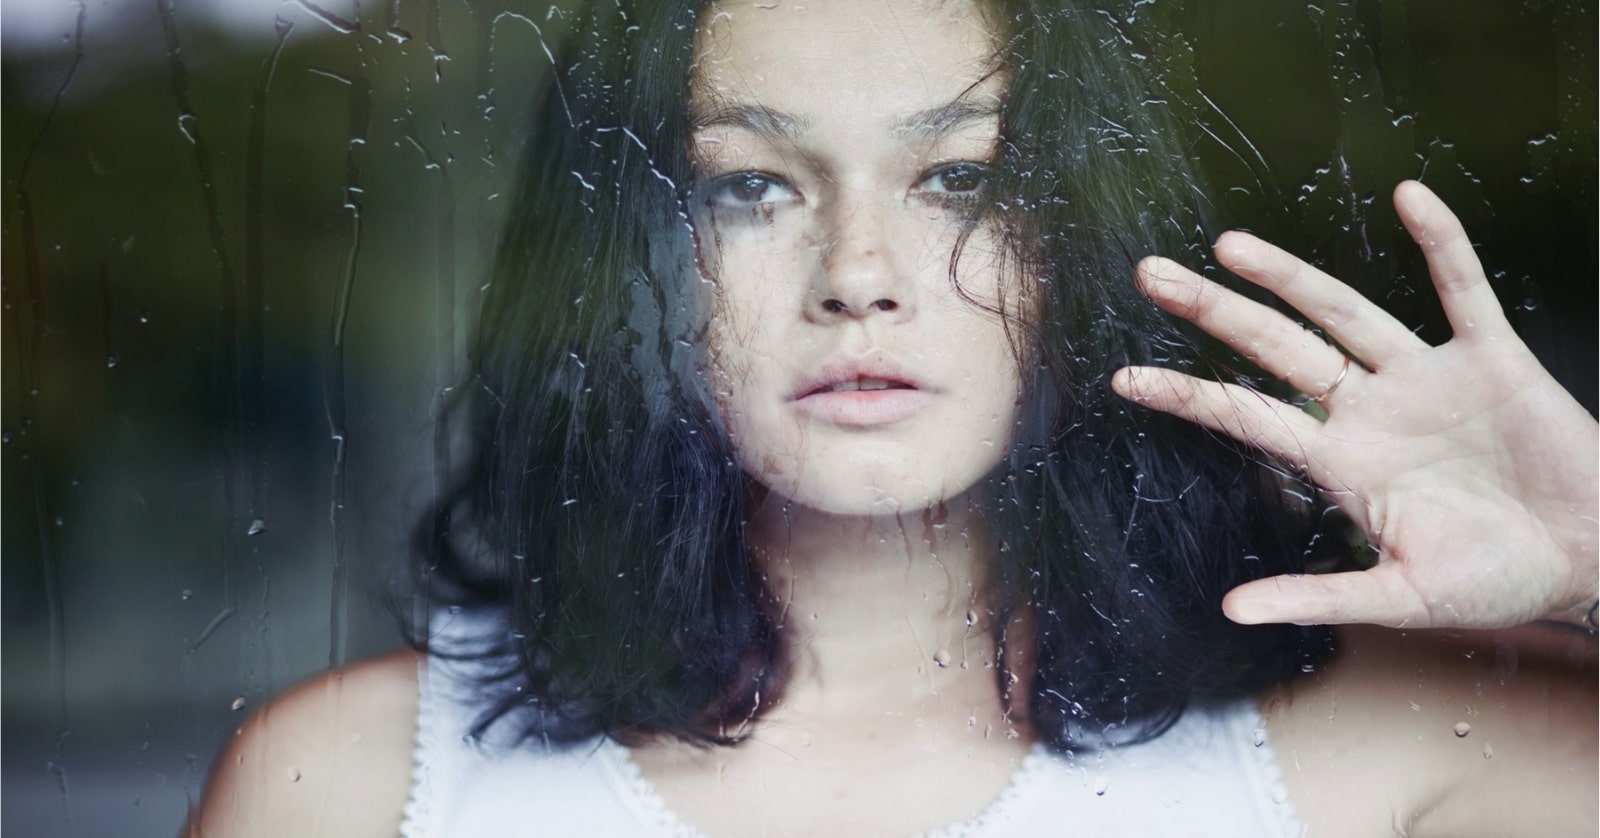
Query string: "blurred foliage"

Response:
xmin=1 ymin=1 xmax=1594 ymax=835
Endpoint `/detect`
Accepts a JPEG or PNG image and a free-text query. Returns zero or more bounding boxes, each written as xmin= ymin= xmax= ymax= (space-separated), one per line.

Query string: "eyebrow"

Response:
xmin=690 ymin=102 xmax=811 ymax=141
xmin=894 ymin=98 xmax=1001 ymax=139
xmin=689 ymin=96 xmax=1000 ymax=143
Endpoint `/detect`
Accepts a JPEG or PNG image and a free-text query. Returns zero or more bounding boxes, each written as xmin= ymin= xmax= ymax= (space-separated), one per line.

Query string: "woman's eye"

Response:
xmin=703 ymin=172 xmax=795 ymax=209
xmin=919 ymin=163 xmax=989 ymax=196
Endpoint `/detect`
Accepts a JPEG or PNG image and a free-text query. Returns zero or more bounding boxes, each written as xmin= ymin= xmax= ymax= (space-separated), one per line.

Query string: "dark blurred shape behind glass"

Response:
xmin=2 ymin=1 xmax=1593 ymax=836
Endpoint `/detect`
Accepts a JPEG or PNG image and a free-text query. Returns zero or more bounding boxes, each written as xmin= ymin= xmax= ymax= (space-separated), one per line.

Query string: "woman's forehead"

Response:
xmin=690 ymin=0 xmax=1001 ymax=133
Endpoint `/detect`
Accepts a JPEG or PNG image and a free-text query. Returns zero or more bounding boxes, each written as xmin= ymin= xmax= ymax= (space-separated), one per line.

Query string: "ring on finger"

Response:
xmin=1311 ymin=355 xmax=1352 ymax=404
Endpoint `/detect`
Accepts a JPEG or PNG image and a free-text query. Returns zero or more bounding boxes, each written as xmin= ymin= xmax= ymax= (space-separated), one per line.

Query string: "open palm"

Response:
xmin=1114 ymin=181 xmax=1598 ymax=629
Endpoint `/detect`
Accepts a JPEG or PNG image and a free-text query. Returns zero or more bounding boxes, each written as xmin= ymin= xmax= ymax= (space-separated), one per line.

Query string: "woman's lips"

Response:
xmin=792 ymin=385 xmax=930 ymax=426
xmin=790 ymin=359 xmax=930 ymax=426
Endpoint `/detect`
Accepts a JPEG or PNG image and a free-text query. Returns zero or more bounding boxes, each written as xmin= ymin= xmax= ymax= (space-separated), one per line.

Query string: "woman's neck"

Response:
xmin=625 ymin=491 xmax=1035 ymax=826
xmin=745 ymin=493 xmax=1028 ymax=725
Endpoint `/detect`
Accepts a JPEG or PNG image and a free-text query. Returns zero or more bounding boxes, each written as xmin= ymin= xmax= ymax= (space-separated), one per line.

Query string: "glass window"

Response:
xmin=3 ymin=2 xmax=1593 ymax=835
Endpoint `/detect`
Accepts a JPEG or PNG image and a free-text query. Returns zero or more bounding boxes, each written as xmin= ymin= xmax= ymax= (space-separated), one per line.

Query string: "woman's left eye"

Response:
xmin=918 ymin=163 xmax=990 ymax=196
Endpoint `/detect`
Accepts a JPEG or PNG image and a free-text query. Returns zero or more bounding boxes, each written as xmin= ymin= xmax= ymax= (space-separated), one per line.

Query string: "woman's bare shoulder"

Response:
xmin=1264 ymin=624 xmax=1597 ymax=838
xmin=185 ymin=647 xmax=423 ymax=838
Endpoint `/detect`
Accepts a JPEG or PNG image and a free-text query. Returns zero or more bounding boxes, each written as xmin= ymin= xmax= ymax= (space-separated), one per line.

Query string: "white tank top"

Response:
xmin=402 ymin=616 xmax=1306 ymax=838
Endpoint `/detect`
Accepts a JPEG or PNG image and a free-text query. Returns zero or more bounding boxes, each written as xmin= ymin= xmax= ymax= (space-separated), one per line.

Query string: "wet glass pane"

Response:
xmin=2 ymin=2 xmax=1593 ymax=836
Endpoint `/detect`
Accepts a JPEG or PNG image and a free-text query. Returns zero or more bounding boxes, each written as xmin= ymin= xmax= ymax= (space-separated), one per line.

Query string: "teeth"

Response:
xmin=829 ymin=378 xmax=894 ymax=392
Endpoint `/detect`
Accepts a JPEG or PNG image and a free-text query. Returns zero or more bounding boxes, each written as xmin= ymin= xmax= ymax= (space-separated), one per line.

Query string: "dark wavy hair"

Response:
xmin=415 ymin=0 xmax=1342 ymax=751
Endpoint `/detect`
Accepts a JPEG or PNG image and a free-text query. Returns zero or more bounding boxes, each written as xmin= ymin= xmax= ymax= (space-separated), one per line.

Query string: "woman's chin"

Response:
xmin=749 ymin=471 xmax=984 ymax=520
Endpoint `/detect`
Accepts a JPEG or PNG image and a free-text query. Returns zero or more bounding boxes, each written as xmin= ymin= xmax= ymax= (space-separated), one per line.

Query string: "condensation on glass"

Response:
xmin=0 ymin=1 xmax=1592 ymax=835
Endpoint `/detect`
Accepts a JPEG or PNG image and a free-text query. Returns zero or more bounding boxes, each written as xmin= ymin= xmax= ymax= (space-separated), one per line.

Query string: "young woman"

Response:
xmin=187 ymin=1 xmax=1598 ymax=835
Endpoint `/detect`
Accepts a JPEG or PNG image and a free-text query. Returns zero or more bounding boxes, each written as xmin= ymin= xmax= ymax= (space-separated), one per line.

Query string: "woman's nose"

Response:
xmin=811 ymin=193 xmax=917 ymax=321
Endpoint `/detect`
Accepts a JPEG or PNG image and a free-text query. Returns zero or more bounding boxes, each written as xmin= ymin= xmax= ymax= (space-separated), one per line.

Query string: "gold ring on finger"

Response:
xmin=1311 ymin=355 xmax=1352 ymax=404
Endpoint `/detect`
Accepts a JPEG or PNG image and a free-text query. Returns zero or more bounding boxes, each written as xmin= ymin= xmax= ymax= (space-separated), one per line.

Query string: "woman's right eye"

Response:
xmin=702 ymin=172 xmax=797 ymax=209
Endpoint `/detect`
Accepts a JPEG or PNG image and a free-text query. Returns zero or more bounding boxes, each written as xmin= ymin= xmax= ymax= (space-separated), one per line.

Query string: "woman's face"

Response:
xmin=690 ymin=0 xmax=1024 ymax=517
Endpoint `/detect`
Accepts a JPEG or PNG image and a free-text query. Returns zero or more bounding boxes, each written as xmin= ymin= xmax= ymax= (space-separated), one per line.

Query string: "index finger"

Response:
xmin=1394 ymin=180 xmax=1511 ymax=343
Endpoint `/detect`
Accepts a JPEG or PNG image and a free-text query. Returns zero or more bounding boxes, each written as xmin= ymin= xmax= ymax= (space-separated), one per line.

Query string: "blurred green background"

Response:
xmin=2 ymin=1 xmax=1594 ymax=836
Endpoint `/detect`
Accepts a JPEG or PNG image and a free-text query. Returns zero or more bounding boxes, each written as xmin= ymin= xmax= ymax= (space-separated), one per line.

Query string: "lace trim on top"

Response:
xmin=1238 ymin=700 xmax=1306 ymax=838
xmin=591 ymin=737 xmax=1056 ymax=838
xmin=399 ymin=654 xmax=436 ymax=838
xmin=592 ymin=739 xmax=707 ymax=838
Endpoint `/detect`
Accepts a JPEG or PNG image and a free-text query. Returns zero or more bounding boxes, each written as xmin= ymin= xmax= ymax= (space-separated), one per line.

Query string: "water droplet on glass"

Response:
xmin=965 ymin=609 xmax=977 ymax=628
xmin=105 ymin=354 xmax=120 ymax=369
xmin=1252 ymin=727 xmax=1267 ymax=748
xmin=287 ymin=767 xmax=302 ymax=782
xmin=231 ymin=697 xmax=245 ymax=711
xmin=1482 ymin=742 xmax=1494 ymax=759
xmin=932 ymin=650 xmax=950 ymax=668
xmin=1453 ymin=722 xmax=1471 ymax=738
xmin=180 ymin=589 xmax=193 ymax=601
xmin=1299 ymin=663 xmax=1316 ymax=674
xmin=246 ymin=519 xmax=266 ymax=536
xmin=177 ymin=113 xmax=198 ymax=144
xmin=1093 ymin=775 xmax=1109 ymax=796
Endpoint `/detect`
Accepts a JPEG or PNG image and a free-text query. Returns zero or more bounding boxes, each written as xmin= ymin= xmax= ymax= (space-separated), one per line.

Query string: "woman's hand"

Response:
xmin=1112 ymin=180 xmax=1599 ymax=630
